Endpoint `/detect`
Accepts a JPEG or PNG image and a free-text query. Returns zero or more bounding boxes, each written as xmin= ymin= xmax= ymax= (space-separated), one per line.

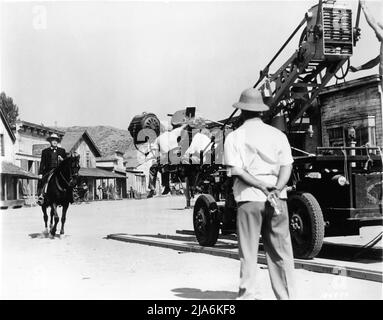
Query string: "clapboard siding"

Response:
xmin=319 ymin=76 xmax=382 ymax=148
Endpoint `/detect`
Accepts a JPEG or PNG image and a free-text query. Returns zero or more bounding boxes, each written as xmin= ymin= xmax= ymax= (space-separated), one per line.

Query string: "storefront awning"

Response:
xmin=79 ymin=167 xmax=126 ymax=179
xmin=1 ymin=161 xmax=39 ymax=179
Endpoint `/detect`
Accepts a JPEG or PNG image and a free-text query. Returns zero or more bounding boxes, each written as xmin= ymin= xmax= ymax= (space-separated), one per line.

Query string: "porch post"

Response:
xmin=4 ymin=176 xmax=8 ymax=201
xmin=16 ymin=178 xmax=20 ymax=200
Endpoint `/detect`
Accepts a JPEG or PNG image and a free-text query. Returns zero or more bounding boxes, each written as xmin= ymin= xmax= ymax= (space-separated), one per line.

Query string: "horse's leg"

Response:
xmin=42 ymin=206 xmax=48 ymax=233
xmin=60 ymin=203 xmax=69 ymax=235
xmin=49 ymin=207 xmax=54 ymax=230
xmin=50 ymin=203 xmax=59 ymax=237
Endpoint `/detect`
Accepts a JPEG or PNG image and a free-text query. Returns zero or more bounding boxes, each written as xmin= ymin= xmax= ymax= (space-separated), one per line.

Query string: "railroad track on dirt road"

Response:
xmin=107 ymin=230 xmax=383 ymax=283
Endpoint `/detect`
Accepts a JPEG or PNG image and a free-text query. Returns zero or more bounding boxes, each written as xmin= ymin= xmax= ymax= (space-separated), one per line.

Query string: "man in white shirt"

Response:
xmin=147 ymin=123 xmax=187 ymax=198
xmin=183 ymin=127 xmax=213 ymax=164
xmin=224 ymin=87 xmax=295 ymax=300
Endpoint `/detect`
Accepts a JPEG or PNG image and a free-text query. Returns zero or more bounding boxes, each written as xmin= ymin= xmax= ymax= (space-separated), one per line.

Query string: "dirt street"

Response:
xmin=0 ymin=196 xmax=382 ymax=300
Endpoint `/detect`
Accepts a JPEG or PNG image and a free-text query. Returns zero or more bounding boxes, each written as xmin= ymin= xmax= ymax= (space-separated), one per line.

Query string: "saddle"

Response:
xmin=42 ymin=169 xmax=56 ymax=193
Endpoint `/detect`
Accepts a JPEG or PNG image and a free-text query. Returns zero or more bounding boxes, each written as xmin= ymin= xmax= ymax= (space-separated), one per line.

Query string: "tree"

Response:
xmin=0 ymin=92 xmax=19 ymax=126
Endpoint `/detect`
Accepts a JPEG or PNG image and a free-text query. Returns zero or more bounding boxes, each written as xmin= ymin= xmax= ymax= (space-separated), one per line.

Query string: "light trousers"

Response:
xmin=237 ymin=200 xmax=295 ymax=300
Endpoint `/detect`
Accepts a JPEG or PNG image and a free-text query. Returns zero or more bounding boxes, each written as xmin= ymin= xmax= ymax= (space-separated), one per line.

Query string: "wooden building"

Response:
xmin=124 ymin=153 xmax=160 ymax=198
xmin=125 ymin=169 xmax=147 ymax=198
xmin=95 ymin=151 xmax=128 ymax=199
xmin=290 ymin=74 xmax=383 ymax=154
xmin=60 ymin=130 xmax=127 ymax=201
xmin=318 ymin=75 xmax=382 ymax=149
xmin=13 ymin=120 xmax=65 ymax=203
xmin=1 ymin=110 xmax=38 ymax=208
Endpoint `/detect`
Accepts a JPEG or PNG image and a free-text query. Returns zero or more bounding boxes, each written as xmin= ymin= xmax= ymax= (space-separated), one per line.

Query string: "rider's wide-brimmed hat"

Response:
xmin=233 ymin=88 xmax=269 ymax=112
xmin=47 ymin=133 xmax=61 ymax=142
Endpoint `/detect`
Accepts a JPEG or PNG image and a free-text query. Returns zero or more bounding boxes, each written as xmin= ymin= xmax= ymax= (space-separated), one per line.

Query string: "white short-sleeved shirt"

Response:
xmin=224 ymin=118 xmax=293 ymax=202
xmin=152 ymin=127 xmax=184 ymax=155
xmin=184 ymin=132 xmax=212 ymax=163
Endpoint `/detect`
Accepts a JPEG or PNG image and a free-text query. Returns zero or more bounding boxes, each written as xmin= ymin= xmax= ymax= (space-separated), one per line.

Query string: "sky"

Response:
xmin=1 ymin=0 xmax=382 ymax=130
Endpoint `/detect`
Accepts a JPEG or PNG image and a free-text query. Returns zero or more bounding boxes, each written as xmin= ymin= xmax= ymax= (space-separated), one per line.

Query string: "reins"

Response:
xmin=53 ymin=158 xmax=76 ymax=192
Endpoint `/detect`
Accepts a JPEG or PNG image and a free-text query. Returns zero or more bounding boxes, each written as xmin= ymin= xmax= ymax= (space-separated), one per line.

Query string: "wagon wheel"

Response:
xmin=287 ymin=192 xmax=325 ymax=259
xmin=193 ymin=194 xmax=220 ymax=246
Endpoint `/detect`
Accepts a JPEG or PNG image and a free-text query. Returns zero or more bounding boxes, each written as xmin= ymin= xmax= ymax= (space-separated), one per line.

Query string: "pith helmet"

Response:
xmin=47 ymin=133 xmax=61 ymax=142
xmin=233 ymin=88 xmax=269 ymax=112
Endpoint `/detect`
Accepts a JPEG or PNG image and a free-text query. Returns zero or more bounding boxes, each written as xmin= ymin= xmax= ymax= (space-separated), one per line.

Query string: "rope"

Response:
xmin=335 ymin=58 xmax=350 ymax=80
xmin=291 ymin=146 xmax=315 ymax=156
xmin=341 ymin=148 xmax=350 ymax=185
xmin=352 ymin=231 xmax=383 ymax=260
xmin=363 ymin=145 xmax=373 ymax=170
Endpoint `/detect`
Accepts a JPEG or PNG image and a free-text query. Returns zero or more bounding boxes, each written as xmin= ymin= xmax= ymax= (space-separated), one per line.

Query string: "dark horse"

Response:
xmin=41 ymin=154 xmax=80 ymax=237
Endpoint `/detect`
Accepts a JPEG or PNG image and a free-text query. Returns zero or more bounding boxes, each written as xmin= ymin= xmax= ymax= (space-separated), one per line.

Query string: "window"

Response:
xmin=328 ymin=127 xmax=345 ymax=147
xmin=367 ymin=126 xmax=376 ymax=146
xmin=0 ymin=134 xmax=4 ymax=156
xmin=328 ymin=124 xmax=376 ymax=148
xmin=355 ymin=127 xmax=369 ymax=146
xmin=28 ymin=160 xmax=34 ymax=172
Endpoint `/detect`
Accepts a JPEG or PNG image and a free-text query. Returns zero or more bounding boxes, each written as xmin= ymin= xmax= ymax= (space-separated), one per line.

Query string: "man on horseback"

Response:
xmin=37 ymin=133 xmax=67 ymax=206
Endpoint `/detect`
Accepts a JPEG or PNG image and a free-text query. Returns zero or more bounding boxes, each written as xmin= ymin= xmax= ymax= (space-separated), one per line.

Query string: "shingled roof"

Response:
xmin=60 ymin=130 xmax=102 ymax=157
xmin=1 ymin=161 xmax=39 ymax=179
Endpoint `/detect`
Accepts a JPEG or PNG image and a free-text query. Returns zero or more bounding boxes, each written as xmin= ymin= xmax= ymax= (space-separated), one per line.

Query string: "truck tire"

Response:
xmin=193 ymin=194 xmax=220 ymax=246
xmin=287 ymin=192 xmax=324 ymax=259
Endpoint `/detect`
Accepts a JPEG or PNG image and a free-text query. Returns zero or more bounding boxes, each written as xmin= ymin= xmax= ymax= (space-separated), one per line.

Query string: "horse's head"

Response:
xmin=58 ymin=153 xmax=80 ymax=187
xmin=68 ymin=153 xmax=80 ymax=187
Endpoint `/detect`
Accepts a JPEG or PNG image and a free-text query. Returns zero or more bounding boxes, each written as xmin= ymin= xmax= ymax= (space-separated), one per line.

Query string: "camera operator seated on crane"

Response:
xmin=181 ymin=119 xmax=214 ymax=165
xmin=147 ymin=120 xmax=188 ymax=198
xmin=224 ymin=87 xmax=295 ymax=300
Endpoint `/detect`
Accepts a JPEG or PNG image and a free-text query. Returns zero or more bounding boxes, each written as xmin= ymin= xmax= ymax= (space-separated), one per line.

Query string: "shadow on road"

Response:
xmin=172 ymin=288 xmax=236 ymax=300
xmin=29 ymin=232 xmax=68 ymax=239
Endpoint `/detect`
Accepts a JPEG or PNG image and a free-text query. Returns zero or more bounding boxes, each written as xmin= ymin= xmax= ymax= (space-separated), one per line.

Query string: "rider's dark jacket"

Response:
xmin=39 ymin=147 xmax=67 ymax=176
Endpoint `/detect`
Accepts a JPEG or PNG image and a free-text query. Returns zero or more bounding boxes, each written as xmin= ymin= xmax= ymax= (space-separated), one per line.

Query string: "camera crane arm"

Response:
xmin=222 ymin=0 xmax=361 ymax=132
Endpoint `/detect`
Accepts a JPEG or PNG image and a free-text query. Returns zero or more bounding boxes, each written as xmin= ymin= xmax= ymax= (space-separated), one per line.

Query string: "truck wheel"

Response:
xmin=287 ymin=192 xmax=324 ymax=259
xmin=193 ymin=194 xmax=220 ymax=246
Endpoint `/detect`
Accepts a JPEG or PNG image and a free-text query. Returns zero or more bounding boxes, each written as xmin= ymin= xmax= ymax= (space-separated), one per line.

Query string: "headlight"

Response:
xmin=332 ymin=175 xmax=348 ymax=186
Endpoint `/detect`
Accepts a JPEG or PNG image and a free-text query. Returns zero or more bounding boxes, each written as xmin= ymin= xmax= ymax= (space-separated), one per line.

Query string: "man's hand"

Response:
xmin=38 ymin=174 xmax=43 ymax=179
xmin=58 ymin=155 xmax=63 ymax=162
xmin=229 ymin=166 xmax=277 ymax=196
xmin=268 ymin=188 xmax=281 ymax=199
xmin=260 ymin=183 xmax=277 ymax=196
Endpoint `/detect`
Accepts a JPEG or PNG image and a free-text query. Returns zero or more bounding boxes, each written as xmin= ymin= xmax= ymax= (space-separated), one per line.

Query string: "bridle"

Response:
xmin=55 ymin=157 xmax=79 ymax=192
